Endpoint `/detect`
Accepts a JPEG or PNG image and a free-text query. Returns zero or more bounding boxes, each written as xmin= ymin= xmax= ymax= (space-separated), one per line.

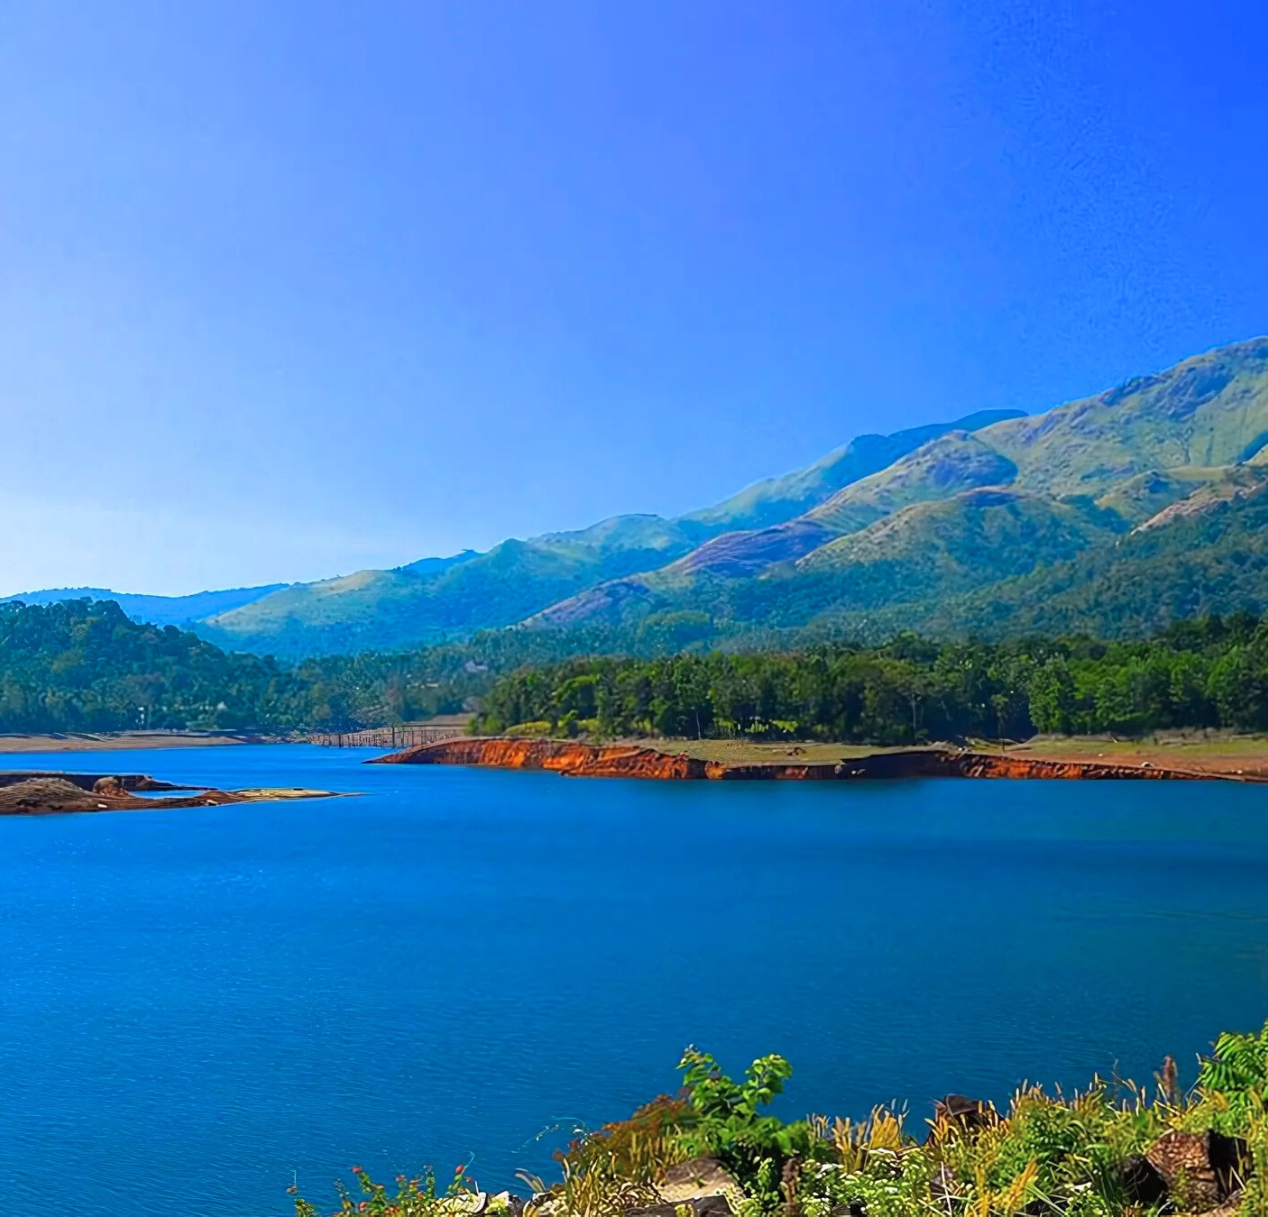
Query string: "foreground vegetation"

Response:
xmin=474 ymin=615 xmax=1268 ymax=744
xmin=298 ymin=1023 xmax=1268 ymax=1216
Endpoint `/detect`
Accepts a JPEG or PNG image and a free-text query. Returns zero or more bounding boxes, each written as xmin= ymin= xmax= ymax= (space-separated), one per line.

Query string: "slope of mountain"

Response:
xmin=530 ymin=488 xmax=1123 ymax=632
xmin=824 ymin=466 xmax=1268 ymax=642
xmin=16 ymin=336 xmax=1268 ymax=658
xmin=678 ymin=408 xmax=1023 ymax=533
xmin=199 ymin=515 xmax=709 ymax=657
xmin=973 ymin=336 xmax=1268 ymax=495
xmin=526 ymin=337 xmax=1268 ymax=642
xmin=624 ymin=431 xmax=1021 ymax=582
xmin=0 ymin=584 xmax=286 ymax=628
xmin=200 ymin=410 xmax=1023 ymax=656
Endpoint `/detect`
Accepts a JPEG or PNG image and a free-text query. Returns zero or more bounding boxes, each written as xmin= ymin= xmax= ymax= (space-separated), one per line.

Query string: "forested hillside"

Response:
xmin=528 ymin=337 xmax=1268 ymax=643
xmin=0 ymin=600 xmax=498 ymax=733
xmin=474 ymin=614 xmax=1268 ymax=744
xmin=194 ymin=409 xmax=1023 ymax=655
xmin=19 ymin=337 xmax=1268 ymax=659
xmin=12 ymin=597 xmax=1268 ymax=744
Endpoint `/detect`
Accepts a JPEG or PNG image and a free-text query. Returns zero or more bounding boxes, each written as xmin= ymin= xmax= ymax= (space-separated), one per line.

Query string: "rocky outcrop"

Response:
xmin=0 ymin=770 xmax=185 ymax=792
xmin=371 ymin=738 xmax=1237 ymax=782
xmin=933 ymin=1094 xmax=997 ymax=1132
xmin=0 ymin=775 xmax=342 ymax=815
xmin=371 ymin=738 xmax=710 ymax=779
xmin=1146 ymin=1130 xmax=1248 ymax=1213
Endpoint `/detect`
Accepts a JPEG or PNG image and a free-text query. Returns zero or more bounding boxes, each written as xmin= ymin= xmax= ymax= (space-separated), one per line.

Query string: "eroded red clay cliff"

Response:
xmin=371 ymin=738 xmax=1237 ymax=781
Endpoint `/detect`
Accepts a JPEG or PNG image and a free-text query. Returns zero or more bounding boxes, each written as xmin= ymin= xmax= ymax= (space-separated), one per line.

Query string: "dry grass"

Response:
xmin=1004 ymin=731 xmax=1268 ymax=777
xmin=626 ymin=738 xmax=927 ymax=765
xmin=622 ymin=731 xmax=1268 ymax=776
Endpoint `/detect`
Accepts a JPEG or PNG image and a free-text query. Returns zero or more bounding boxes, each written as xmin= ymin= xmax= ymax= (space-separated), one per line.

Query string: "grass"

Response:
xmin=620 ymin=732 xmax=1268 ymax=775
xmin=629 ymin=738 xmax=915 ymax=764
xmin=297 ymin=1025 xmax=1268 ymax=1216
xmin=1006 ymin=731 xmax=1268 ymax=776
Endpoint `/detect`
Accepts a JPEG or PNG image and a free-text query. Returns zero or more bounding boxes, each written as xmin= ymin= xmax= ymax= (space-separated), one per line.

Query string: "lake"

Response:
xmin=0 ymin=744 xmax=1266 ymax=1216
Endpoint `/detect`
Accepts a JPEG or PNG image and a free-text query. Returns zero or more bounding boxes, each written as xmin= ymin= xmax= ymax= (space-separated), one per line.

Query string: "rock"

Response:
xmin=933 ymin=1095 xmax=995 ymax=1132
xmin=92 ymin=776 xmax=126 ymax=796
xmin=1146 ymin=1130 xmax=1248 ymax=1212
xmin=1200 ymin=1191 xmax=1243 ymax=1217
xmin=625 ymin=1198 xmax=732 ymax=1217
xmin=1120 ymin=1155 xmax=1168 ymax=1207
xmin=657 ymin=1158 xmax=744 ymax=1206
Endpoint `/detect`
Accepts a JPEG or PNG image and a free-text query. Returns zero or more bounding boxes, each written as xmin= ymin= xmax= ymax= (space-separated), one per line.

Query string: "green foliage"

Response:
xmin=0 ymin=598 xmax=492 ymax=733
xmin=301 ymin=1018 xmax=1268 ymax=1217
xmin=18 ymin=595 xmax=1268 ymax=743
xmin=674 ymin=1048 xmax=814 ymax=1211
xmin=294 ymin=1163 xmax=482 ymax=1217
xmin=0 ymin=598 xmax=311 ymax=733
xmin=472 ymin=615 xmax=1268 ymax=744
xmin=1198 ymin=1018 xmax=1268 ymax=1126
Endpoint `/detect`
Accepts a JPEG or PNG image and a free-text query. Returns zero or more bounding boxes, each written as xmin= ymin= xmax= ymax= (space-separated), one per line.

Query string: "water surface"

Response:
xmin=0 ymin=744 xmax=1266 ymax=1215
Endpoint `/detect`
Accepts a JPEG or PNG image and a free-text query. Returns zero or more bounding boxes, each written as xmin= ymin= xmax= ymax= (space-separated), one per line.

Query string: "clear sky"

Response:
xmin=2 ymin=0 xmax=1266 ymax=595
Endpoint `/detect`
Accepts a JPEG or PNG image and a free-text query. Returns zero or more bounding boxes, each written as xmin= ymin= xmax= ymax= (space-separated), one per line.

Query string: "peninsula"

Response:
xmin=369 ymin=736 xmax=1265 ymax=782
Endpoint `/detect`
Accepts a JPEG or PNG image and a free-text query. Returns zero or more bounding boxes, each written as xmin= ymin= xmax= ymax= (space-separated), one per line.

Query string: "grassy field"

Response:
xmin=631 ymin=738 xmax=928 ymax=764
xmin=1005 ymin=732 xmax=1268 ymax=776
xmin=632 ymin=732 xmax=1268 ymax=776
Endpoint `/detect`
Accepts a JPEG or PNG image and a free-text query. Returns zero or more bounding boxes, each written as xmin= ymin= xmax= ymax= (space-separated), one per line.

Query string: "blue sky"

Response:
xmin=1 ymin=0 xmax=1266 ymax=595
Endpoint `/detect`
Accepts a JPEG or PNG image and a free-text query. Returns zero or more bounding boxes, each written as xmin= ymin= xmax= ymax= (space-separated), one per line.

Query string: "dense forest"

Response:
xmin=0 ymin=599 xmax=490 ymax=733
xmin=11 ymin=597 xmax=1268 ymax=742
xmin=474 ymin=614 xmax=1268 ymax=744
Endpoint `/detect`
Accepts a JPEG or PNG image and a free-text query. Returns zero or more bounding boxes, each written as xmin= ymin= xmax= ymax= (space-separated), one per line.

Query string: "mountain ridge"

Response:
xmin=15 ymin=334 xmax=1268 ymax=658
xmin=195 ymin=406 xmax=1026 ymax=656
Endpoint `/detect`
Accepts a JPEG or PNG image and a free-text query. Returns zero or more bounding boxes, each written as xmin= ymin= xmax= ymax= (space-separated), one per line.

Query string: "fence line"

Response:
xmin=308 ymin=724 xmax=466 ymax=749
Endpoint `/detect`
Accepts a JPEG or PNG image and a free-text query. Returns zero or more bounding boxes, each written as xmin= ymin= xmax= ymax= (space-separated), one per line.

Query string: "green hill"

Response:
xmin=678 ymin=407 xmax=1023 ymax=533
xmin=199 ymin=514 xmax=705 ymax=657
xmin=976 ymin=335 xmax=1268 ymax=494
xmin=531 ymin=488 xmax=1122 ymax=635
xmin=0 ymin=583 xmax=285 ymax=627
xmin=897 ymin=467 xmax=1268 ymax=640
xmin=21 ymin=336 xmax=1268 ymax=658
xmin=523 ymin=336 xmax=1268 ymax=647
xmin=199 ymin=411 xmax=1022 ymax=656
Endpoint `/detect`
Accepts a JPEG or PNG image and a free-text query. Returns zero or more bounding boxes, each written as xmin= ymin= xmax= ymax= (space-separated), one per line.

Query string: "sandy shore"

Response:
xmin=0 ymin=731 xmax=271 ymax=754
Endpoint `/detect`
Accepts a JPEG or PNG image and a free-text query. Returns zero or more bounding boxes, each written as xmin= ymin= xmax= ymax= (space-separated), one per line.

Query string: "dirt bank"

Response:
xmin=370 ymin=737 xmax=1249 ymax=781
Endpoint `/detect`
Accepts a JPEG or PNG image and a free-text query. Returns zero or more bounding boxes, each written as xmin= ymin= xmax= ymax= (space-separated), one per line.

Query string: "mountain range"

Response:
xmin=10 ymin=335 xmax=1268 ymax=657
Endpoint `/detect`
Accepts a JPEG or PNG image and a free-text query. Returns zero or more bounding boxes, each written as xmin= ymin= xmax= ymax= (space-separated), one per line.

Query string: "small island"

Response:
xmin=0 ymin=770 xmax=343 ymax=814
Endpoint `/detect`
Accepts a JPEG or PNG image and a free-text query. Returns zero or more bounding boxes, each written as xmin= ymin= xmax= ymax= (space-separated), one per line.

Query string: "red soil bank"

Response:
xmin=370 ymin=738 xmax=1242 ymax=782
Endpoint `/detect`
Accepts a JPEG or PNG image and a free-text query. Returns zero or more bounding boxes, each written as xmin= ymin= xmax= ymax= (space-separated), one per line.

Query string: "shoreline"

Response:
xmin=0 ymin=770 xmax=344 ymax=814
xmin=0 ymin=731 xmax=277 ymax=754
xmin=369 ymin=736 xmax=1263 ymax=782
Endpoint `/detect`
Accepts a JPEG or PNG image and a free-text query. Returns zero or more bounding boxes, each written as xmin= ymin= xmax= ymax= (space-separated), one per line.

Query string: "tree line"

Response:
xmin=0 ymin=599 xmax=494 ymax=734
xmin=474 ymin=613 xmax=1268 ymax=743
xmin=9 ymin=598 xmax=1268 ymax=741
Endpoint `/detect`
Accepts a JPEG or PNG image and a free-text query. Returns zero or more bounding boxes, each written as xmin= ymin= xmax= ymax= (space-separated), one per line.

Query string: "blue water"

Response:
xmin=1 ymin=745 xmax=1267 ymax=1216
